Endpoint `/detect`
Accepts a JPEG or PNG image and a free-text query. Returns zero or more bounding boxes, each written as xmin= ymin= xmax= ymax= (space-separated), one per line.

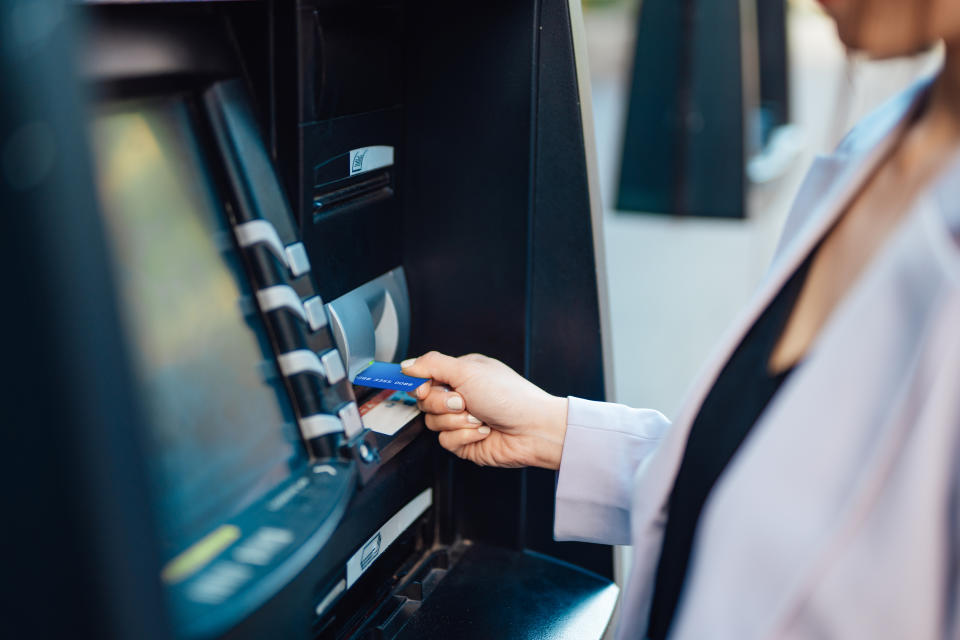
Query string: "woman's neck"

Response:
xmin=923 ymin=41 xmax=960 ymax=140
xmin=889 ymin=41 xmax=960 ymax=178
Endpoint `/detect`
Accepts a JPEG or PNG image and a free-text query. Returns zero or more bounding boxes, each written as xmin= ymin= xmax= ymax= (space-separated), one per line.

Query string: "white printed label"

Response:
xmin=348 ymin=145 xmax=394 ymax=177
xmin=345 ymin=488 xmax=432 ymax=587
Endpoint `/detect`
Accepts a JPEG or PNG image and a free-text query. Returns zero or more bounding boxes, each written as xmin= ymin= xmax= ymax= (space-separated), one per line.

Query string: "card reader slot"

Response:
xmin=313 ymin=171 xmax=393 ymax=217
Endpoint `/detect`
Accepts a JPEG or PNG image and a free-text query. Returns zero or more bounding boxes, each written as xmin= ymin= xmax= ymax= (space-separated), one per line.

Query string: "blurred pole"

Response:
xmin=757 ymin=0 xmax=790 ymax=144
xmin=617 ymin=0 xmax=750 ymax=218
xmin=617 ymin=0 xmax=791 ymax=218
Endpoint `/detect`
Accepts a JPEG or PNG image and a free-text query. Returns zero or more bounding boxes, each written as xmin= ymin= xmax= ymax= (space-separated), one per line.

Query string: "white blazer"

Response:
xmin=555 ymin=79 xmax=960 ymax=640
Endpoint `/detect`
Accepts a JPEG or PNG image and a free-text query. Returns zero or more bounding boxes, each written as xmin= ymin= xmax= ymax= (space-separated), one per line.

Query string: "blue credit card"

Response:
xmin=352 ymin=361 xmax=428 ymax=392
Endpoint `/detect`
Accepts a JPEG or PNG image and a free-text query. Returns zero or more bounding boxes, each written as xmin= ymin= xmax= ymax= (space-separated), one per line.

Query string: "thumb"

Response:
xmin=401 ymin=351 xmax=465 ymax=387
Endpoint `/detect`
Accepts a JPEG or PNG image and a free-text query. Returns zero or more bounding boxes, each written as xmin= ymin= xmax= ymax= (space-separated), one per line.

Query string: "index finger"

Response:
xmin=401 ymin=351 xmax=466 ymax=388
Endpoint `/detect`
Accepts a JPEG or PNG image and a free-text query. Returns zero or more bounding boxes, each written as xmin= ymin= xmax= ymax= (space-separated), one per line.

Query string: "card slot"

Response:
xmin=313 ymin=171 xmax=392 ymax=217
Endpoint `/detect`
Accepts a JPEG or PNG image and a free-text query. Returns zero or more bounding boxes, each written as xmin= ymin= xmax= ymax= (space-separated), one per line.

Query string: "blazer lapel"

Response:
xmin=622 ymin=78 xmax=933 ymax=640
xmin=632 ymin=81 xmax=927 ymax=533
xmin=661 ymin=80 xmax=938 ymax=639
xmin=672 ymin=198 xmax=954 ymax=640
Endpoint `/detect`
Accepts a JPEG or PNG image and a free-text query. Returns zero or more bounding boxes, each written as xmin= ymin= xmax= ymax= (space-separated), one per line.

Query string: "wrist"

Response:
xmin=528 ymin=395 xmax=568 ymax=470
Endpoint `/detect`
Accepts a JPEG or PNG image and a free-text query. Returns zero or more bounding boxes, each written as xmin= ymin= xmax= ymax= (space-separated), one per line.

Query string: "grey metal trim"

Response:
xmin=276 ymin=350 xmax=326 ymax=378
xmin=319 ymin=349 xmax=346 ymax=385
xmin=325 ymin=267 xmax=409 ymax=380
xmin=284 ymin=242 xmax=311 ymax=278
xmin=276 ymin=348 xmax=346 ymax=386
xmin=315 ymin=579 xmax=346 ymax=617
xmin=303 ymin=295 xmax=328 ymax=331
xmin=256 ymin=285 xmax=307 ymax=323
xmin=567 ymin=0 xmax=616 ymax=403
xmin=235 ymin=219 xmax=287 ymax=267
xmin=338 ymin=402 xmax=364 ymax=439
xmin=299 ymin=414 xmax=343 ymax=439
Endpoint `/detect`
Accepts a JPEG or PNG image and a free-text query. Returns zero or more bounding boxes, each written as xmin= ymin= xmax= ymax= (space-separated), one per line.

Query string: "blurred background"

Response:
xmin=583 ymin=0 xmax=940 ymax=418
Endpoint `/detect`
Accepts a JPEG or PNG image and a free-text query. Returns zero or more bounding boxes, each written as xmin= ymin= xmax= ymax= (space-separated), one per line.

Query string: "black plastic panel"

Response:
xmin=83 ymin=9 xmax=237 ymax=84
xmin=525 ymin=0 xmax=611 ymax=577
xmin=169 ymin=462 xmax=355 ymax=639
xmin=300 ymin=108 xmax=402 ymax=301
xmin=308 ymin=6 xmax=404 ymax=121
xmin=220 ymin=429 xmax=437 ymax=640
xmin=400 ymin=0 xmax=541 ymax=557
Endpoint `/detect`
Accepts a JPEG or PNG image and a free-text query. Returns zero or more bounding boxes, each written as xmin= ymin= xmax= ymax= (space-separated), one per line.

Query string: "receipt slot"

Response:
xmin=325 ymin=268 xmax=410 ymax=381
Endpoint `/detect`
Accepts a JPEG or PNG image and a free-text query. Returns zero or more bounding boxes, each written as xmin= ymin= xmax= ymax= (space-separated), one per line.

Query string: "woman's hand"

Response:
xmin=401 ymin=352 xmax=568 ymax=470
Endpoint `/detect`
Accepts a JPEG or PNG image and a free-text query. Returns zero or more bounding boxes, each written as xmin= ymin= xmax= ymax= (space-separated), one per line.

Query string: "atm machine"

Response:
xmin=3 ymin=1 xmax=615 ymax=638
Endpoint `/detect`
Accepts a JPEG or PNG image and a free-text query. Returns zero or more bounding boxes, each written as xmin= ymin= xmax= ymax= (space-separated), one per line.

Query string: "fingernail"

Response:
xmin=445 ymin=395 xmax=464 ymax=411
xmin=400 ymin=358 xmax=416 ymax=370
xmin=415 ymin=383 xmax=428 ymax=398
xmin=467 ymin=414 xmax=481 ymax=424
xmin=478 ymin=426 xmax=491 ymax=435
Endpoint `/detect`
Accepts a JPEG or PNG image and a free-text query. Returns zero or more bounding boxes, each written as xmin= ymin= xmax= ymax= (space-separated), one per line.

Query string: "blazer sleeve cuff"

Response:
xmin=554 ymin=397 xmax=670 ymax=545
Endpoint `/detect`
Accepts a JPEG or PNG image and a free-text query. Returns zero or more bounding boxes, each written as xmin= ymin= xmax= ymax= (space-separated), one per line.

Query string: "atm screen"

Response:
xmin=91 ymin=97 xmax=306 ymax=559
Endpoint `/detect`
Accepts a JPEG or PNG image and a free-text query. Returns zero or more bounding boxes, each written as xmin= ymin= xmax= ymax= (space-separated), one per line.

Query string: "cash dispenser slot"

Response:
xmin=313 ymin=170 xmax=393 ymax=216
xmin=314 ymin=541 xmax=619 ymax=640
